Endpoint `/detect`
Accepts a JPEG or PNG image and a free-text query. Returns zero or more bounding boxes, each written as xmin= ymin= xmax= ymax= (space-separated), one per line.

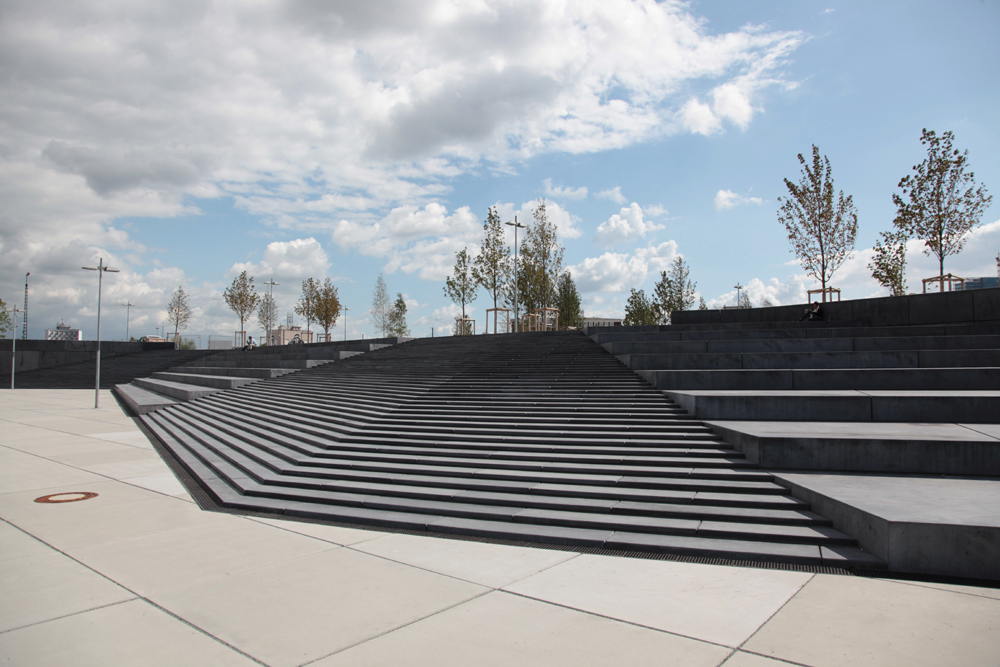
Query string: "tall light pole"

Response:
xmin=734 ymin=282 xmax=744 ymax=308
xmin=343 ymin=306 xmax=349 ymax=341
xmin=263 ymin=280 xmax=279 ymax=345
xmin=122 ymin=301 xmax=134 ymax=341
xmin=22 ymin=272 xmax=29 ymax=340
xmin=82 ymin=258 xmax=119 ymax=408
xmin=8 ymin=305 xmax=20 ymax=389
xmin=505 ymin=217 xmax=526 ymax=332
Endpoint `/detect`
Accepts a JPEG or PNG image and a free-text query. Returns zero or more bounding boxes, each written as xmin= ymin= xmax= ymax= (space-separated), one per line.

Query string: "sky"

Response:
xmin=1 ymin=0 xmax=998 ymax=344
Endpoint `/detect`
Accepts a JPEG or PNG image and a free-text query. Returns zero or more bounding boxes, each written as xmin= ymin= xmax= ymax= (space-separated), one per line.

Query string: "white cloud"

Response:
xmin=229 ymin=238 xmax=331 ymax=281
xmin=597 ymin=186 xmax=628 ymax=204
xmin=568 ymin=241 xmax=679 ymax=293
xmin=714 ymin=189 xmax=764 ymax=210
xmin=711 ymin=83 xmax=755 ymax=130
xmin=678 ymin=98 xmax=723 ymax=136
xmin=643 ymin=204 xmax=669 ymax=218
xmin=543 ymin=178 xmax=588 ymax=200
xmin=593 ymin=203 xmax=665 ymax=247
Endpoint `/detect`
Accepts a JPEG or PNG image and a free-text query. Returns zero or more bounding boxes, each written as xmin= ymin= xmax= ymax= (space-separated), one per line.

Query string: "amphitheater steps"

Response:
xmin=139 ymin=331 xmax=885 ymax=569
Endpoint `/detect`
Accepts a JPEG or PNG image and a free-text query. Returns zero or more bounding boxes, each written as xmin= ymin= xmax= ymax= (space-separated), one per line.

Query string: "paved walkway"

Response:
xmin=2 ymin=390 xmax=999 ymax=667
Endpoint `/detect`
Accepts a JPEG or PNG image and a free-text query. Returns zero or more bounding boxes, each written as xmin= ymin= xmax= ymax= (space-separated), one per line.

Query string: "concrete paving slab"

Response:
xmin=721 ymin=653 xmax=799 ymax=667
xmin=353 ymin=533 xmax=580 ymax=588
xmin=898 ymin=579 xmax=1000 ymax=601
xmin=743 ymin=574 xmax=1000 ymax=667
xmin=120 ymin=471 xmax=189 ymax=497
xmin=0 ymin=548 xmax=135 ymax=633
xmin=11 ymin=495 xmax=227 ymax=550
xmin=0 ymin=599 xmax=260 ymax=667
xmin=312 ymin=589 xmax=731 ymax=667
xmin=248 ymin=516 xmax=385 ymax=546
xmin=504 ymin=553 xmax=812 ymax=647
xmin=0 ymin=478 xmax=168 ymax=521
xmin=0 ymin=520 xmax=50 ymax=563
xmin=69 ymin=515 xmax=341 ymax=597
xmin=0 ymin=447 xmax=105 ymax=494
xmin=773 ymin=472 xmax=1000 ymax=579
xmin=151 ymin=547 xmax=489 ymax=667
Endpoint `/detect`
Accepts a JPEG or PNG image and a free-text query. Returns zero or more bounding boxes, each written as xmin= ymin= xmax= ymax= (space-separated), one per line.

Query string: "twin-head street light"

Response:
xmin=7 ymin=305 xmax=20 ymax=389
xmin=504 ymin=217 xmax=526 ymax=332
xmin=122 ymin=300 xmax=134 ymax=340
xmin=82 ymin=258 xmax=119 ymax=408
xmin=734 ymin=282 xmax=744 ymax=308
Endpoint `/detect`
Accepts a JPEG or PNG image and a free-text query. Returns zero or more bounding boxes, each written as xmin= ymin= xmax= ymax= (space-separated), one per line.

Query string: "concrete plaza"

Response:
xmin=2 ymin=389 xmax=999 ymax=667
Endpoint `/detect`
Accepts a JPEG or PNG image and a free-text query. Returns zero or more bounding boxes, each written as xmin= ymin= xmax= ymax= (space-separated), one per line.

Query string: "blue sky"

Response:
xmin=1 ymin=0 xmax=998 ymax=343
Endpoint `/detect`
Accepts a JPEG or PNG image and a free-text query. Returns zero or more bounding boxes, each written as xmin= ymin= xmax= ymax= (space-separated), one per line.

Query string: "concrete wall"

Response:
xmin=672 ymin=287 xmax=1000 ymax=328
xmin=0 ymin=340 xmax=174 ymax=373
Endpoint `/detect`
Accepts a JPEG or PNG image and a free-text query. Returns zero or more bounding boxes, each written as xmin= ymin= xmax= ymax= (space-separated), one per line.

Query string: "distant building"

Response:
xmin=582 ymin=317 xmax=623 ymax=329
xmin=956 ymin=277 xmax=1000 ymax=291
xmin=45 ymin=322 xmax=82 ymax=341
xmin=267 ymin=324 xmax=314 ymax=346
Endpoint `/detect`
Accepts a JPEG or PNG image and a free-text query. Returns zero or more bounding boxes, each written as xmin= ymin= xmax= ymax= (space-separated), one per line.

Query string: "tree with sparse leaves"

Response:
xmin=698 ymin=297 xmax=708 ymax=311
xmin=623 ymin=288 xmax=658 ymax=326
xmin=868 ymin=229 xmax=909 ymax=296
xmin=444 ymin=247 xmax=478 ymax=334
xmin=0 ymin=298 xmax=13 ymax=338
xmin=223 ymin=271 xmax=260 ymax=341
xmin=314 ymin=278 xmax=342 ymax=337
xmin=517 ymin=199 xmax=564 ymax=316
xmin=652 ymin=257 xmax=697 ymax=324
xmin=295 ymin=278 xmax=319 ymax=336
xmin=258 ymin=293 xmax=278 ymax=342
xmin=777 ymin=145 xmax=858 ymax=295
xmin=554 ymin=271 xmax=583 ymax=329
xmin=371 ymin=273 xmax=391 ymax=337
xmin=387 ymin=293 xmax=410 ymax=337
xmin=738 ymin=290 xmax=753 ymax=309
xmin=166 ymin=285 xmax=192 ymax=342
xmin=892 ymin=129 xmax=992 ymax=278
xmin=472 ymin=206 xmax=511 ymax=331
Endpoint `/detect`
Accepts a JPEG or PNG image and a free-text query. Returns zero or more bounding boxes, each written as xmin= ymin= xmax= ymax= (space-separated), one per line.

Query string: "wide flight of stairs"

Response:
xmin=139 ymin=331 xmax=884 ymax=569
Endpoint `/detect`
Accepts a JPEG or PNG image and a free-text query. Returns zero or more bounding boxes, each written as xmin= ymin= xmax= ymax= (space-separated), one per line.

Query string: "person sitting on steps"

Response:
xmin=243 ymin=335 xmax=256 ymax=351
xmin=799 ymin=302 xmax=824 ymax=322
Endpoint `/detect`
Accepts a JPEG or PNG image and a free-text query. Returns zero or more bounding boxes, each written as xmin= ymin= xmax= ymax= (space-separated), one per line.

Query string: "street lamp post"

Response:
xmin=8 ymin=305 xmax=20 ymax=390
xmin=343 ymin=306 xmax=349 ymax=341
xmin=122 ymin=301 xmax=134 ymax=341
xmin=82 ymin=258 xmax=119 ymax=408
xmin=734 ymin=282 xmax=744 ymax=308
xmin=505 ymin=217 xmax=526 ymax=332
xmin=22 ymin=272 xmax=29 ymax=340
xmin=263 ymin=280 xmax=279 ymax=345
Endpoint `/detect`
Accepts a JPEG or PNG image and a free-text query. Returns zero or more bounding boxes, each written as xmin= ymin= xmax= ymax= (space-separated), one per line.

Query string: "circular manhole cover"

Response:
xmin=34 ymin=492 xmax=99 ymax=504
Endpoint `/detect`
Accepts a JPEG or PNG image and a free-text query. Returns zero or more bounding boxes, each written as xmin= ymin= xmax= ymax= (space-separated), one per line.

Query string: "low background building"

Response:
xmin=45 ymin=322 xmax=82 ymax=341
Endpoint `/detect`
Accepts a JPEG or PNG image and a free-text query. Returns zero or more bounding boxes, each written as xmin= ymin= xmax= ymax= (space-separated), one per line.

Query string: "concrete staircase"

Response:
xmin=114 ymin=338 xmax=406 ymax=415
xmin=13 ymin=348 xmax=215 ymax=389
xmin=138 ymin=331 xmax=884 ymax=570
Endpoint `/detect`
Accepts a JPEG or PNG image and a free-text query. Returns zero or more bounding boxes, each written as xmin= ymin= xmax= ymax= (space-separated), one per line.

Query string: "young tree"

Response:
xmin=443 ymin=247 xmax=478 ymax=333
xmin=892 ymin=129 xmax=992 ymax=278
xmin=0 ymin=298 xmax=12 ymax=338
xmin=223 ymin=271 xmax=260 ymax=341
xmin=314 ymin=278 xmax=342 ymax=337
xmin=623 ymin=288 xmax=658 ymax=325
xmin=388 ymin=293 xmax=410 ymax=337
xmin=295 ymin=278 xmax=319 ymax=336
xmin=777 ymin=145 xmax=858 ymax=295
xmin=258 ymin=293 xmax=278 ymax=343
xmin=698 ymin=297 xmax=708 ymax=311
xmin=166 ymin=285 xmax=192 ymax=342
xmin=518 ymin=199 xmax=565 ymax=315
xmin=371 ymin=273 xmax=391 ymax=337
xmin=738 ymin=290 xmax=753 ymax=309
xmin=554 ymin=271 xmax=583 ymax=329
xmin=868 ymin=229 xmax=909 ymax=296
xmin=652 ymin=256 xmax=697 ymax=324
xmin=472 ymin=206 xmax=511 ymax=329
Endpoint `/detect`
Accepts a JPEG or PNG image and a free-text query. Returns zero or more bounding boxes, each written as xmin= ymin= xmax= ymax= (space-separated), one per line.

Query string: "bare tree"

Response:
xmin=295 ymin=278 xmax=319 ymax=337
xmin=314 ymin=278 xmax=342 ymax=337
xmin=892 ymin=129 xmax=992 ymax=278
xmin=444 ymin=247 xmax=477 ymax=334
xmin=258 ymin=292 xmax=279 ymax=342
xmin=371 ymin=273 xmax=391 ymax=337
xmin=223 ymin=271 xmax=259 ymax=341
xmin=777 ymin=145 xmax=858 ymax=295
xmin=652 ymin=257 xmax=697 ymax=324
xmin=166 ymin=285 xmax=192 ymax=342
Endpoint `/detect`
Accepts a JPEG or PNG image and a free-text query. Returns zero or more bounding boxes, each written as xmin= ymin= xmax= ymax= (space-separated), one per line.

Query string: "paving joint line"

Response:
xmin=0 ymin=517 xmax=271 ymax=667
